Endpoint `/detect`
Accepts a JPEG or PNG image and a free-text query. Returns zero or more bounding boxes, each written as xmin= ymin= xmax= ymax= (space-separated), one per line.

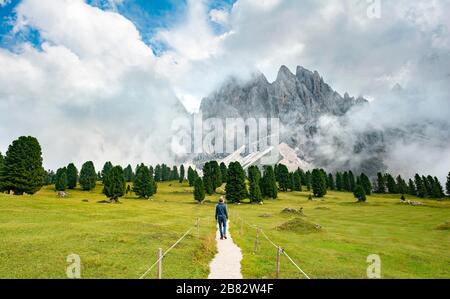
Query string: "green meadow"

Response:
xmin=0 ymin=182 xmax=449 ymax=279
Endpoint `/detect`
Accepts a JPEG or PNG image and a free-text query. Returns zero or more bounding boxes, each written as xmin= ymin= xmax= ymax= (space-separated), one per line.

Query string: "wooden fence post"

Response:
xmin=157 ymin=248 xmax=163 ymax=279
xmin=276 ymin=246 xmax=281 ymax=279
xmin=253 ymin=228 xmax=260 ymax=253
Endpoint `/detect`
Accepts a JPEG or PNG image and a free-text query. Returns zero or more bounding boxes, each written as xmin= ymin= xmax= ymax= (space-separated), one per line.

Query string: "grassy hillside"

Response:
xmin=228 ymin=191 xmax=450 ymax=279
xmin=0 ymin=182 xmax=449 ymax=279
xmin=0 ymin=182 xmax=217 ymax=279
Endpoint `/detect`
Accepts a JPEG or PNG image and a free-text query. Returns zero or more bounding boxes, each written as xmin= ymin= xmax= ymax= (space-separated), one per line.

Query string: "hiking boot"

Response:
xmin=220 ymin=237 xmax=224 ymax=240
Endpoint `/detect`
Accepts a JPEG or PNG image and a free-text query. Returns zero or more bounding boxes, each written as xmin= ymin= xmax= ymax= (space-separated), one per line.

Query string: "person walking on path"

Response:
xmin=215 ymin=197 xmax=228 ymax=240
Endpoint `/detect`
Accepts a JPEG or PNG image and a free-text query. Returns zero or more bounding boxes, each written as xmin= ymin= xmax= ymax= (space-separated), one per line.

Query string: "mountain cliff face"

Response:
xmin=199 ymin=65 xmax=386 ymax=175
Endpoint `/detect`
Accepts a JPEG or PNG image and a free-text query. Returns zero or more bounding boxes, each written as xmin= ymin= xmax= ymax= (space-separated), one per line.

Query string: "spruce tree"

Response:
xmin=327 ymin=173 xmax=335 ymax=190
xmin=0 ymin=136 xmax=44 ymax=195
xmin=305 ymin=171 xmax=312 ymax=191
xmin=248 ymin=166 xmax=262 ymax=203
xmin=79 ymin=161 xmax=97 ymax=191
xmin=423 ymin=175 xmax=432 ymax=196
xmin=386 ymin=174 xmax=397 ymax=193
xmin=101 ymin=162 xmax=113 ymax=183
xmin=179 ymin=165 xmax=185 ymax=183
xmin=293 ymin=171 xmax=302 ymax=191
xmin=187 ymin=166 xmax=196 ymax=187
xmin=211 ymin=161 xmax=222 ymax=189
xmin=446 ymin=172 xmax=450 ymax=197
xmin=133 ymin=165 xmax=155 ymax=199
xmin=194 ymin=177 xmax=205 ymax=203
xmin=348 ymin=171 xmax=356 ymax=192
xmin=203 ymin=162 xmax=214 ymax=195
xmin=154 ymin=164 xmax=162 ymax=182
xmin=103 ymin=166 xmax=125 ymax=203
xmin=277 ymin=164 xmax=290 ymax=192
xmin=261 ymin=165 xmax=278 ymax=199
xmin=359 ymin=173 xmax=372 ymax=196
xmin=66 ymin=163 xmax=78 ymax=189
xmin=408 ymin=179 xmax=416 ymax=196
xmin=342 ymin=172 xmax=350 ymax=192
xmin=415 ymin=174 xmax=426 ymax=198
xmin=220 ymin=162 xmax=228 ymax=183
xmin=55 ymin=167 xmax=68 ymax=191
xmin=311 ymin=169 xmax=327 ymax=198
xmin=225 ymin=162 xmax=247 ymax=203
xmin=124 ymin=164 xmax=134 ymax=182
xmin=376 ymin=172 xmax=386 ymax=193
xmin=354 ymin=185 xmax=367 ymax=202
xmin=171 ymin=166 xmax=179 ymax=181
xmin=432 ymin=177 xmax=444 ymax=199
xmin=335 ymin=172 xmax=343 ymax=191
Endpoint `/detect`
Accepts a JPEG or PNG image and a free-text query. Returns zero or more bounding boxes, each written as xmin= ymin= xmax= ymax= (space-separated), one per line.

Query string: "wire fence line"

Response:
xmin=230 ymin=209 xmax=311 ymax=279
xmin=139 ymin=225 xmax=196 ymax=279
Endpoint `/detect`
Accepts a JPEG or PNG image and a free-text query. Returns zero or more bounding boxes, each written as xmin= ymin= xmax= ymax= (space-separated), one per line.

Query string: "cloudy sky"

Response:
xmin=0 ymin=0 xmax=449 ymax=177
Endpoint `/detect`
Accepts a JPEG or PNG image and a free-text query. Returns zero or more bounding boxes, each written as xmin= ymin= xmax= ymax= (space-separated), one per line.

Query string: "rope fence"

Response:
xmin=231 ymin=209 xmax=311 ymax=279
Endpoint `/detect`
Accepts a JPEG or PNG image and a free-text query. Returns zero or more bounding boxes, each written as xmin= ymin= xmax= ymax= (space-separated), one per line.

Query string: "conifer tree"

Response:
xmin=101 ymin=162 xmax=113 ymax=183
xmin=203 ymin=162 xmax=214 ymax=195
xmin=327 ymin=173 xmax=335 ymax=190
xmin=79 ymin=161 xmax=97 ymax=191
xmin=277 ymin=164 xmax=290 ymax=192
xmin=342 ymin=171 xmax=350 ymax=192
xmin=305 ymin=170 xmax=312 ymax=191
xmin=376 ymin=172 xmax=386 ymax=193
xmin=66 ymin=163 xmax=78 ymax=189
xmin=415 ymin=174 xmax=426 ymax=198
xmin=348 ymin=171 xmax=356 ymax=192
xmin=225 ymin=162 xmax=247 ymax=203
xmin=133 ymin=165 xmax=155 ymax=199
xmin=211 ymin=161 xmax=222 ymax=189
xmin=396 ymin=175 xmax=408 ymax=195
xmin=335 ymin=172 xmax=343 ymax=191
xmin=220 ymin=162 xmax=228 ymax=183
xmin=293 ymin=171 xmax=302 ymax=191
xmin=423 ymin=175 xmax=432 ymax=196
xmin=194 ymin=177 xmax=205 ymax=203
xmin=0 ymin=136 xmax=45 ymax=195
xmin=311 ymin=169 xmax=327 ymax=198
xmin=124 ymin=164 xmax=134 ymax=182
xmin=353 ymin=185 xmax=366 ymax=202
xmin=55 ymin=167 xmax=68 ymax=191
xmin=432 ymin=177 xmax=444 ymax=199
xmin=103 ymin=166 xmax=125 ymax=203
xmin=248 ymin=166 xmax=262 ymax=203
xmin=386 ymin=174 xmax=397 ymax=193
xmin=446 ymin=172 xmax=450 ymax=197
xmin=179 ymin=165 xmax=185 ymax=183
xmin=408 ymin=179 xmax=416 ymax=196
xmin=154 ymin=164 xmax=162 ymax=182
xmin=261 ymin=165 xmax=278 ymax=199
xmin=359 ymin=173 xmax=372 ymax=196
xmin=187 ymin=166 xmax=196 ymax=187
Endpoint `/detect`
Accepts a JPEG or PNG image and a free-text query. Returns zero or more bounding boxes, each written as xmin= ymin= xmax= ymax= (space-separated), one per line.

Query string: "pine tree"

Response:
xmin=79 ymin=161 xmax=97 ymax=191
xmin=220 ymin=162 xmax=228 ymax=183
xmin=386 ymin=174 xmax=397 ymax=193
xmin=66 ymin=163 xmax=78 ymax=189
xmin=311 ymin=169 xmax=327 ymax=198
xmin=133 ymin=165 xmax=155 ymax=199
xmin=248 ymin=166 xmax=262 ymax=203
xmin=432 ymin=177 xmax=444 ymax=199
xmin=211 ymin=161 xmax=222 ymax=189
xmin=0 ymin=136 xmax=45 ymax=195
xmin=161 ymin=164 xmax=171 ymax=181
xmin=423 ymin=175 xmax=432 ymax=196
xmin=124 ymin=164 xmax=134 ymax=182
xmin=103 ymin=166 xmax=125 ymax=203
xmin=415 ymin=174 xmax=426 ymax=198
xmin=101 ymin=162 xmax=113 ymax=183
xmin=154 ymin=164 xmax=162 ymax=182
xmin=225 ymin=162 xmax=247 ymax=203
xmin=305 ymin=171 xmax=312 ymax=191
xmin=376 ymin=172 xmax=386 ymax=193
xmin=194 ymin=177 xmax=205 ymax=203
xmin=359 ymin=173 xmax=372 ymax=196
xmin=335 ymin=172 xmax=343 ymax=191
xmin=327 ymin=173 xmax=335 ymax=190
xmin=446 ymin=172 xmax=450 ymax=197
xmin=353 ymin=185 xmax=366 ymax=202
xmin=348 ymin=171 xmax=356 ymax=192
xmin=261 ymin=165 xmax=278 ymax=199
xmin=203 ymin=162 xmax=214 ymax=195
xmin=179 ymin=165 xmax=185 ymax=183
xmin=187 ymin=166 xmax=196 ymax=187
xmin=277 ymin=164 xmax=290 ymax=192
xmin=408 ymin=179 xmax=416 ymax=196
xmin=171 ymin=166 xmax=179 ymax=181
xmin=293 ymin=171 xmax=302 ymax=191
xmin=342 ymin=172 xmax=350 ymax=192
xmin=55 ymin=167 xmax=68 ymax=191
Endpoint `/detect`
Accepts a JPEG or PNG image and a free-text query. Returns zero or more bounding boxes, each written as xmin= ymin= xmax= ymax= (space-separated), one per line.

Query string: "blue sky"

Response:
xmin=0 ymin=0 xmax=236 ymax=53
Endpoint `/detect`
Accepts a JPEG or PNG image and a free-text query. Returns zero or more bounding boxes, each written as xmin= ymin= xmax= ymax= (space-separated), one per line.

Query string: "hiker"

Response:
xmin=215 ymin=196 xmax=229 ymax=240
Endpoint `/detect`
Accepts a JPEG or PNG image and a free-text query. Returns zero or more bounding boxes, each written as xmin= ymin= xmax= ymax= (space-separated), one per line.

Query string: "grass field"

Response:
xmin=0 ymin=182 xmax=449 ymax=279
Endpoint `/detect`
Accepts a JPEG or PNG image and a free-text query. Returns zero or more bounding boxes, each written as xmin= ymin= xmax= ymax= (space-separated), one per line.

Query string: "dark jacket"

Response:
xmin=215 ymin=203 xmax=228 ymax=220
